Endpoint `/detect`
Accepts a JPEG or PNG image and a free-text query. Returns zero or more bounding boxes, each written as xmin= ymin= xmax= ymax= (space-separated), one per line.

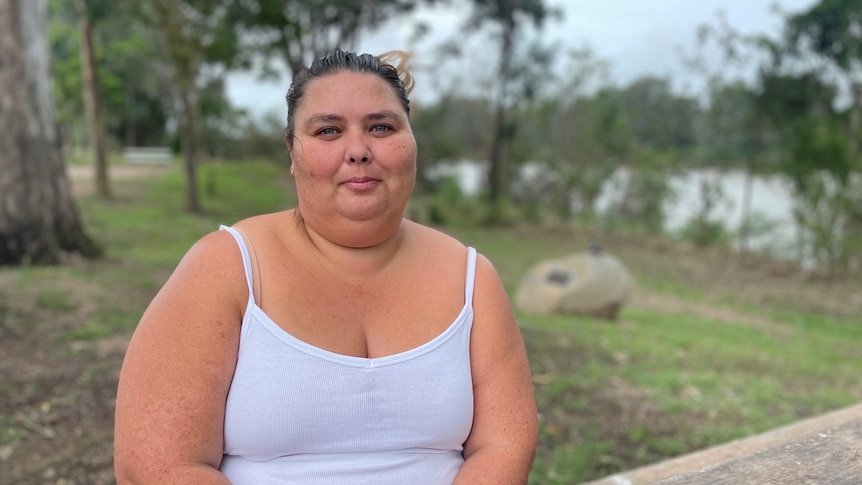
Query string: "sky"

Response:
xmin=226 ymin=0 xmax=820 ymax=119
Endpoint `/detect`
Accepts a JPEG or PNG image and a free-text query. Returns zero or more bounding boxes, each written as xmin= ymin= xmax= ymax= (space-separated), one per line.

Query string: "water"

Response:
xmin=596 ymin=167 xmax=797 ymax=256
xmin=429 ymin=160 xmax=798 ymax=257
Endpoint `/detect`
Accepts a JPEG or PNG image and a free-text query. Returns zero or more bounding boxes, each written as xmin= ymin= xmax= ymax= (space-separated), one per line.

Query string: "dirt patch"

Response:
xmin=68 ymin=163 xmax=172 ymax=197
xmin=629 ymin=291 xmax=793 ymax=336
xmin=0 ymin=267 xmax=125 ymax=485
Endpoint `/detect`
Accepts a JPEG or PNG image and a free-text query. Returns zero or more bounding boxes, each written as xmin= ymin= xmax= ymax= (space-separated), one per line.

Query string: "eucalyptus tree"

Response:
xmin=137 ymin=0 xmax=240 ymax=212
xmin=48 ymin=0 xmax=115 ymax=197
xmin=0 ymin=0 xmax=101 ymax=265
xmin=461 ymin=0 xmax=558 ymax=222
xmin=75 ymin=0 xmax=111 ymax=196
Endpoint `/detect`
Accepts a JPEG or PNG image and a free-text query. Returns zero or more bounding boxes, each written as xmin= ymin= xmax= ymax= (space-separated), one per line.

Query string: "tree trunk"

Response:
xmin=180 ymin=88 xmax=202 ymax=213
xmin=739 ymin=112 xmax=762 ymax=253
xmin=488 ymin=103 xmax=507 ymax=209
xmin=77 ymin=2 xmax=111 ymax=198
xmin=149 ymin=0 xmax=204 ymax=213
xmin=0 ymin=0 xmax=101 ymax=265
xmin=486 ymin=21 xmax=515 ymax=223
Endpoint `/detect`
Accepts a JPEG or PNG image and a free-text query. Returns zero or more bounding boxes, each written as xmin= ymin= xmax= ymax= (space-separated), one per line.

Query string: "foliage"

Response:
xmin=48 ymin=0 xmax=170 ymax=148
xmin=41 ymin=0 xmax=862 ymax=270
xmin=779 ymin=0 xmax=862 ymax=273
xmin=615 ymin=77 xmax=699 ymax=154
xmin=699 ymin=82 xmax=759 ymax=164
xmin=458 ymin=0 xmax=559 ymax=223
xmin=136 ymin=0 xmax=245 ymax=211
xmin=758 ymin=68 xmax=861 ymax=273
xmin=226 ymin=0 xmax=437 ymax=78
xmin=598 ymin=151 xmax=676 ymax=234
xmin=786 ymin=0 xmax=862 ymax=72
xmin=411 ymin=94 xmax=493 ymax=193
xmin=678 ymin=176 xmax=732 ymax=247
xmin=412 ymin=176 xmax=486 ymax=227
xmin=509 ymin=49 xmax=621 ymax=221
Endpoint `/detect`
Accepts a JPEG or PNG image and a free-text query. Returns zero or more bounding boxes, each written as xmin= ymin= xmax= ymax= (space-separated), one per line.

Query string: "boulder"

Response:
xmin=514 ymin=251 xmax=632 ymax=320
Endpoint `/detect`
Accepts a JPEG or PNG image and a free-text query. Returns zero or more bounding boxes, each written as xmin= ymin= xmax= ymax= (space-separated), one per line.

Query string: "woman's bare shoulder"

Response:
xmin=231 ymin=210 xmax=297 ymax=236
xmin=404 ymin=220 xmax=468 ymax=254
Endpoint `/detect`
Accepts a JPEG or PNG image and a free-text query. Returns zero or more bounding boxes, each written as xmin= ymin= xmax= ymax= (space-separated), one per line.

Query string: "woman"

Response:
xmin=114 ymin=49 xmax=537 ymax=484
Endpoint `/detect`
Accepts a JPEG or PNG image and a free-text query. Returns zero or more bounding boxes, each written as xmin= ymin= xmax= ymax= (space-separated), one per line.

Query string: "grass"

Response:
xmin=2 ymin=160 xmax=860 ymax=483
xmin=443 ymin=225 xmax=862 ymax=483
xmin=69 ymin=160 xmax=293 ymax=335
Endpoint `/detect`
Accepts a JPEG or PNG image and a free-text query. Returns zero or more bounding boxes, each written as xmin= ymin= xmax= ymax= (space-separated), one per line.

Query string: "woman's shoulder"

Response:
xmin=403 ymin=219 xmax=468 ymax=253
xmin=230 ymin=210 xmax=295 ymax=234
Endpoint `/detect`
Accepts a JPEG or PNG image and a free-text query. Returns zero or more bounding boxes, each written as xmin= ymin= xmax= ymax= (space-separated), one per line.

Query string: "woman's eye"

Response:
xmin=371 ymin=125 xmax=391 ymax=133
xmin=318 ymin=127 xmax=338 ymax=136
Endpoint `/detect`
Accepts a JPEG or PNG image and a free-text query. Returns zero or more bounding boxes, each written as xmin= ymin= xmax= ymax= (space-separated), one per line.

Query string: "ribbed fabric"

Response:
xmin=217 ymin=225 xmax=475 ymax=484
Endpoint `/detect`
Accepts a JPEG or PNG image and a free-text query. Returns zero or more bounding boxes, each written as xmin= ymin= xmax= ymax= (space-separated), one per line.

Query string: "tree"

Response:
xmin=462 ymin=0 xmax=557 ymax=222
xmin=774 ymin=0 xmax=862 ymax=273
xmin=614 ymin=77 xmax=699 ymax=154
xmin=682 ymin=15 xmax=763 ymax=249
xmin=48 ymin=0 xmax=170 ymax=150
xmin=229 ymin=0 xmax=434 ymax=79
xmin=513 ymin=47 xmax=620 ymax=220
xmin=0 ymin=0 xmax=101 ymax=265
xmin=411 ymin=93 xmax=491 ymax=194
xmin=758 ymin=69 xmax=860 ymax=272
xmin=139 ymin=0 xmax=240 ymax=212
xmin=49 ymin=0 xmax=112 ymax=196
xmin=76 ymin=0 xmax=110 ymax=197
xmin=786 ymin=0 xmax=862 ymax=176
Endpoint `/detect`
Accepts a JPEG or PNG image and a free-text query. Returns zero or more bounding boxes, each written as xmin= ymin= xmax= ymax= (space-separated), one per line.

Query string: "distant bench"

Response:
xmin=123 ymin=146 xmax=172 ymax=165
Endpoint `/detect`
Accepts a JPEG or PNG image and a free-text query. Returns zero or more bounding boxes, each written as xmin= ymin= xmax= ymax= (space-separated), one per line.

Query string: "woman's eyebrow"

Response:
xmin=305 ymin=113 xmax=344 ymax=125
xmin=304 ymin=111 xmax=403 ymax=125
xmin=364 ymin=110 xmax=401 ymax=121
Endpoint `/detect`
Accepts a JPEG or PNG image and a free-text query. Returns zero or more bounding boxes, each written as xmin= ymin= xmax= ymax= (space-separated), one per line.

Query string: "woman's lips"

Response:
xmin=342 ymin=177 xmax=380 ymax=191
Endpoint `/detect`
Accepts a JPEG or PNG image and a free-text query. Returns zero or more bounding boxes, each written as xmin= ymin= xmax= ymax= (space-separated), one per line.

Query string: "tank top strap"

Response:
xmin=219 ymin=225 xmax=256 ymax=308
xmin=464 ymin=247 xmax=477 ymax=308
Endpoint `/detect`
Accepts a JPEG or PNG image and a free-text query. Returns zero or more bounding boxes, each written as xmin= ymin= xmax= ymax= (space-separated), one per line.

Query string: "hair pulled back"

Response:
xmin=285 ymin=49 xmax=414 ymax=147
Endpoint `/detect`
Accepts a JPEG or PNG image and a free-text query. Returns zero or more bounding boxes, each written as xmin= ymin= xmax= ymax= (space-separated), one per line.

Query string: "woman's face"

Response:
xmin=289 ymin=71 xmax=417 ymax=231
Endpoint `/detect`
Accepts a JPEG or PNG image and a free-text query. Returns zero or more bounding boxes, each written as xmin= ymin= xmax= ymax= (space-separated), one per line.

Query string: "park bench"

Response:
xmin=586 ymin=402 xmax=862 ymax=484
xmin=122 ymin=146 xmax=172 ymax=165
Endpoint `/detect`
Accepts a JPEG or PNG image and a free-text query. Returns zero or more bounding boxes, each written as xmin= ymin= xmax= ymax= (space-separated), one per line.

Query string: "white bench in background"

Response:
xmin=123 ymin=146 xmax=172 ymax=165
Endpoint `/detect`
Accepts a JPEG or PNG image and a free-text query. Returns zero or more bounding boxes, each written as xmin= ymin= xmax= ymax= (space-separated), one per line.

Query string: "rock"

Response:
xmin=514 ymin=251 xmax=632 ymax=320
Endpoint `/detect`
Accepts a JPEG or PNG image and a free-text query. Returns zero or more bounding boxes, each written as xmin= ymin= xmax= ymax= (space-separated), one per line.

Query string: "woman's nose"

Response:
xmin=345 ymin=135 xmax=372 ymax=163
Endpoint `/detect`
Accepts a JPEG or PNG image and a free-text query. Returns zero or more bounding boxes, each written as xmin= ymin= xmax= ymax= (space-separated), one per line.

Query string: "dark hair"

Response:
xmin=285 ymin=49 xmax=414 ymax=147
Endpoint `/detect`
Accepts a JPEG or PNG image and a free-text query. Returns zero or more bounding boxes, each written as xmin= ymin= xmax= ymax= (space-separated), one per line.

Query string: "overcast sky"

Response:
xmin=226 ymin=0 xmax=819 ymax=119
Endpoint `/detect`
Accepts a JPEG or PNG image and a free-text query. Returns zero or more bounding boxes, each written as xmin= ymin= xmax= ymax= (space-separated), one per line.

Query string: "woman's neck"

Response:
xmin=295 ymin=210 xmax=408 ymax=282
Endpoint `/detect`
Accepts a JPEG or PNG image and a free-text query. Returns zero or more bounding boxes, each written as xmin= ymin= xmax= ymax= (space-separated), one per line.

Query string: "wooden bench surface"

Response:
xmin=586 ymin=402 xmax=862 ymax=484
xmin=654 ymin=418 xmax=862 ymax=484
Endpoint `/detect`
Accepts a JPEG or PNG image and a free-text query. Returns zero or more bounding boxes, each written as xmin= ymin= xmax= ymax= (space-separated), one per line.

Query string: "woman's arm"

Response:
xmin=114 ymin=231 xmax=245 ymax=484
xmin=455 ymin=254 xmax=538 ymax=485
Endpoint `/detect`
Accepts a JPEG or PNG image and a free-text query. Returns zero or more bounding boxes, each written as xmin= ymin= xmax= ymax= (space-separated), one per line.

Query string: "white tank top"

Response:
xmin=218 ymin=225 xmax=476 ymax=484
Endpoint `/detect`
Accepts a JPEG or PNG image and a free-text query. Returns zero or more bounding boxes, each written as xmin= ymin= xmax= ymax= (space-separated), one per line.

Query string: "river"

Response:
xmin=429 ymin=161 xmax=798 ymax=259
